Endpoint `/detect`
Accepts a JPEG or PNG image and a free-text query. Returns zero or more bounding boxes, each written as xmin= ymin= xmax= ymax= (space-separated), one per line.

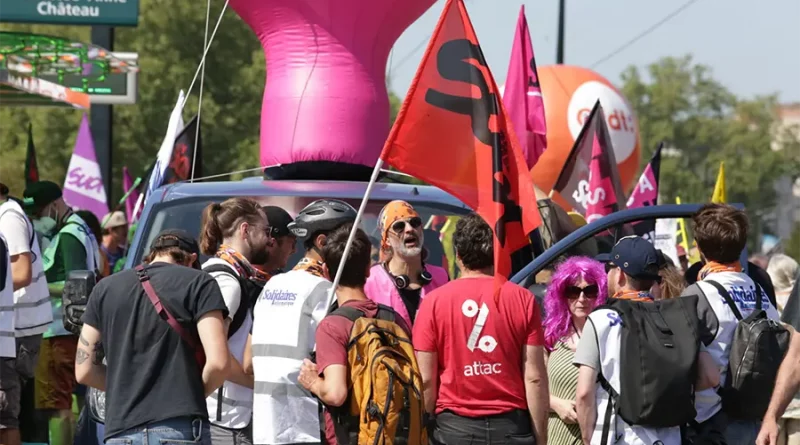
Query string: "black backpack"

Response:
xmin=203 ymin=263 xmax=263 ymax=338
xmin=705 ymin=280 xmax=790 ymax=420
xmin=592 ymin=295 xmax=700 ymax=439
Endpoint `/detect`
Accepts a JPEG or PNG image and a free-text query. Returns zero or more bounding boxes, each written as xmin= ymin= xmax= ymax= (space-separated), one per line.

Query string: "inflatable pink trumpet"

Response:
xmin=231 ymin=0 xmax=436 ymax=179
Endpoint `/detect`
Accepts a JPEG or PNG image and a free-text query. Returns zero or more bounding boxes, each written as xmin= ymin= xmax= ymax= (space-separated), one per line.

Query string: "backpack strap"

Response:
xmin=203 ymin=263 xmax=249 ymax=340
xmin=329 ymin=306 xmax=367 ymax=322
xmin=705 ymin=280 xmax=744 ymax=321
xmin=136 ymin=265 xmax=199 ymax=349
xmin=375 ymin=303 xmax=396 ymax=323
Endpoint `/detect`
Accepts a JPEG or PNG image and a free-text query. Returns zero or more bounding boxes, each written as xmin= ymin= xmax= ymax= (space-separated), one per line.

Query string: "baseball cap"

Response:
xmin=596 ymin=236 xmax=661 ymax=281
xmin=102 ymin=211 xmax=127 ymax=229
xmin=262 ymin=206 xmax=294 ymax=238
xmin=23 ymin=181 xmax=62 ymax=212
xmin=150 ymin=229 xmax=201 ymax=268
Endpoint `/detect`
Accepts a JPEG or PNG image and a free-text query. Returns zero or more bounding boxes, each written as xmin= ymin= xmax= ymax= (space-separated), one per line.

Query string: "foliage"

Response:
xmin=620 ymin=56 xmax=800 ymax=245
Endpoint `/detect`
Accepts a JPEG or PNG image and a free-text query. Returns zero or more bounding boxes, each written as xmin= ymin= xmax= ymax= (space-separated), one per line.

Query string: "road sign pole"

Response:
xmin=90 ymin=25 xmax=114 ymax=205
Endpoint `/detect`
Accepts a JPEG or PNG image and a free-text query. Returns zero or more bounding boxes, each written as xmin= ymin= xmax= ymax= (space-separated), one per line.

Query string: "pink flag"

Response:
xmin=123 ymin=166 xmax=141 ymax=223
xmin=580 ymin=103 xmax=627 ymax=224
xmin=62 ymin=114 xmax=109 ymax=219
xmin=626 ymin=143 xmax=663 ymax=240
xmin=502 ymin=4 xmax=547 ymax=170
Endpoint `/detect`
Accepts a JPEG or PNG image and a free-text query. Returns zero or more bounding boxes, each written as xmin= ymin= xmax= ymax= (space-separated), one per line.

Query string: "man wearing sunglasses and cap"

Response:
xmin=364 ymin=200 xmax=449 ymax=329
xmin=77 ymin=229 xmax=231 ymax=444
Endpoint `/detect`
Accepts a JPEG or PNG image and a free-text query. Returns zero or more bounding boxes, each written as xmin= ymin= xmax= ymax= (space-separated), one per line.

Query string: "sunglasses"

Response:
xmin=604 ymin=262 xmax=618 ymax=274
xmin=565 ymin=284 xmax=599 ymax=300
xmin=391 ymin=216 xmax=422 ymax=234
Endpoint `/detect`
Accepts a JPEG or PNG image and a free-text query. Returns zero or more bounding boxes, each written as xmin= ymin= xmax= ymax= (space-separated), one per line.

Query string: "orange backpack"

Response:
xmin=326 ymin=304 xmax=427 ymax=445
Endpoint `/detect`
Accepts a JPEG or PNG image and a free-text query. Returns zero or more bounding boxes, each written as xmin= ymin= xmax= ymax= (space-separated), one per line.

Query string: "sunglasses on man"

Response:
xmin=391 ymin=216 xmax=422 ymax=234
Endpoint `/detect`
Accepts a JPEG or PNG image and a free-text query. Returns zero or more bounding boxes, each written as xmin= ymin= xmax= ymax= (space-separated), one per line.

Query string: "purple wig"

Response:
xmin=543 ymin=256 xmax=608 ymax=350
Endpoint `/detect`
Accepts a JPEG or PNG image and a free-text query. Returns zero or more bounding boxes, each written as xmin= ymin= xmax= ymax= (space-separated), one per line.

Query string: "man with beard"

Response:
xmin=199 ymin=198 xmax=272 ymax=445
xmin=255 ymin=206 xmax=296 ymax=279
xmin=364 ymin=200 xmax=450 ymax=329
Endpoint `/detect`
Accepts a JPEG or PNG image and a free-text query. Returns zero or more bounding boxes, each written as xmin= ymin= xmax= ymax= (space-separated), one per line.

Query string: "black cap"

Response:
xmin=262 ymin=206 xmax=294 ymax=238
xmin=23 ymin=181 xmax=62 ymax=212
xmin=596 ymin=236 xmax=661 ymax=281
xmin=150 ymin=229 xmax=201 ymax=268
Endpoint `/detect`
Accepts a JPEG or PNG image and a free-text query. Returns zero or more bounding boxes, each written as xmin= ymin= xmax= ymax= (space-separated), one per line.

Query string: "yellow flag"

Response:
xmin=675 ymin=197 xmax=691 ymax=253
xmin=440 ymin=216 xmax=460 ymax=278
xmin=711 ymin=162 xmax=726 ymax=203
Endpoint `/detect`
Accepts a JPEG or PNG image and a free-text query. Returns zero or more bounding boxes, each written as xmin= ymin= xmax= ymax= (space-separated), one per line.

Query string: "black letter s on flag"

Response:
xmin=424 ymin=39 xmax=524 ymax=249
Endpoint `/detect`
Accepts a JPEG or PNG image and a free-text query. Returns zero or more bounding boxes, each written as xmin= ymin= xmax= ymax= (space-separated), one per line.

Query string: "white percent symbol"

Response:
xmin=461 ymin=299 xmax=497 ymax=353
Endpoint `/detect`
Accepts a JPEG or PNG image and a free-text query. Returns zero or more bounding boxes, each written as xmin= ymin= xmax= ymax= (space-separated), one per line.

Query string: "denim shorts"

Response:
xmin=105 ymin=416 xmax=211 ymax=445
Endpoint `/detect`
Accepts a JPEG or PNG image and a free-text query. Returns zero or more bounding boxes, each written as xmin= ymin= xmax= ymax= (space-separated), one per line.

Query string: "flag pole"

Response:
xmin=101 ymin=177 xmax=143 ymax=229
xmin=328 ymin=158 xmax=385 ymax=302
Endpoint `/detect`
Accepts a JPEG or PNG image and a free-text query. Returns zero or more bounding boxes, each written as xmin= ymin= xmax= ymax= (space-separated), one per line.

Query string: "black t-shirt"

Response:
xmin=399 ymin=287 xmax=421 ymax=324
xmin=82 ymin=262 xmax=228 ymax=439
xmin=0 ymin=237 xmax=8 ymax=292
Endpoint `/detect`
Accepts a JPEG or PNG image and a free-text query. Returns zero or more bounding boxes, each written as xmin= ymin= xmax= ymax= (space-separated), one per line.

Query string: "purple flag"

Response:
xmin=502 ymin=4 xmax=547 ymax=170
xmin=123 ymin=166 xmax=140 ymax=223
xmin=63 ymin=114 xmax=109 ymax=219
xmin=626 ymin=143 xmax=663 ymax=240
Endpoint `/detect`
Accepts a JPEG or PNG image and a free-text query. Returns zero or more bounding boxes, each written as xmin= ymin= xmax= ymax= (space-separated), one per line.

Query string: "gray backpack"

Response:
xmin=706 ymin=280 xmax=790 ymax=420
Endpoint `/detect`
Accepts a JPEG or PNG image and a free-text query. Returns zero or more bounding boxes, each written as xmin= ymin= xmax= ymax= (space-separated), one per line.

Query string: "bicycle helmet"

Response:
xmin=287 ymin=199 xmax=358 ymax=238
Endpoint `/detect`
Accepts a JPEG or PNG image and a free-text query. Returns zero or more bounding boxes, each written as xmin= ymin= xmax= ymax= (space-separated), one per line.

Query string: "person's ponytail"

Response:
xmin=199 ymin=202 xmax=223 ymax=255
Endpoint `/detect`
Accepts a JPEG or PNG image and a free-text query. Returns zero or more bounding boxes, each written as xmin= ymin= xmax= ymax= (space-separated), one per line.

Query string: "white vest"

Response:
xmin=252 ymin=269 xmax=333 ymax=445
xmin=203 ymin=259 xmax=254 ymax=429
xmin=0 ymin=201 xmax=52 ymax=337
xmin=0 ymin=234 xmax=16 ymax=357
xmin=587 ymin=309 xmax=682 ymax=445
xmin=693 ymin=272 xmax=780 ymax=423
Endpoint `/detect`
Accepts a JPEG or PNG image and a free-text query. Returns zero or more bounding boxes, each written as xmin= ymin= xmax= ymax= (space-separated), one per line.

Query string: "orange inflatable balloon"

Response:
xmin=530 ymin=65 xmax=641 ymax=205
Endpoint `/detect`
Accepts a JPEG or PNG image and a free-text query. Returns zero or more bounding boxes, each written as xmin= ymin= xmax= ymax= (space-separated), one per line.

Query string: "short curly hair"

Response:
xmin=454 ymin=213 xmax=493 ymax=271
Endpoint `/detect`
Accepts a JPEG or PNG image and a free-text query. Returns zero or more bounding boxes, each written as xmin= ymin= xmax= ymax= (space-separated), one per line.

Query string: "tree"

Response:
xmin=620 ymin=56 xmax=800 ymax=247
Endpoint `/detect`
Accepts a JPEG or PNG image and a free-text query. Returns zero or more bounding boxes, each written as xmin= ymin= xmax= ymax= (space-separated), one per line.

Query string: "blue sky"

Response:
xmin=387 ymin=0 xmax=800 ymax=104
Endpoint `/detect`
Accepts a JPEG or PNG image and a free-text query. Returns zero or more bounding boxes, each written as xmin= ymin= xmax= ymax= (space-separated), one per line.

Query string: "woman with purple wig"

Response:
xmin=543 ymin=256 xmax=607 ymax=445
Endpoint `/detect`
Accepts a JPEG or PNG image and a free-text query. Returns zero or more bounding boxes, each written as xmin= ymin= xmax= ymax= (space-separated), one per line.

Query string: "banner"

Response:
xmin=502 ymin=4 xmax=546 ymax=170
xmin=655 ymin=217 xmax=680 ymax=266
xmin=62 ymin=114 xmax=109 ymax=219
xmin=25 ymin=123 xmax=39 ymax=186
xmin=379 ymin=0 xmax=541 ymax=291
xmin=627 ymin=143 xmax=663 ymax=240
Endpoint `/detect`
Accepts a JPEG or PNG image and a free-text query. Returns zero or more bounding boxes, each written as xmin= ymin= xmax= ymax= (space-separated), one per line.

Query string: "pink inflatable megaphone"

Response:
xmin=231 ymin=0 xmax=435 ymax=180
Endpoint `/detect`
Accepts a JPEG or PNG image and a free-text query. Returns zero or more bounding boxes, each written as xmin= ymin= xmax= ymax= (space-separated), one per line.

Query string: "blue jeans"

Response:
xmin=725 ymin=419 xmax=761 ymax=445
xmin=105 ymin=417 xmax=210 ymax=445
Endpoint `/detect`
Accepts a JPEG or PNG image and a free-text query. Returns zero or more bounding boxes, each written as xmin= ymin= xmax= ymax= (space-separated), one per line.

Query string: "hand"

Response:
xmin=756 ymin=418 xmax=780 ymax=445
xmin=554 ymin=398 xmax=578 ymax=424
xmin=297 ymin=359 xmax=320 ymax=392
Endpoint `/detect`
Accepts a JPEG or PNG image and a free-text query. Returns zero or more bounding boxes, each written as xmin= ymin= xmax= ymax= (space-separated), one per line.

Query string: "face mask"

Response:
xmin=33 ymin=217 xmax=57 ymax=237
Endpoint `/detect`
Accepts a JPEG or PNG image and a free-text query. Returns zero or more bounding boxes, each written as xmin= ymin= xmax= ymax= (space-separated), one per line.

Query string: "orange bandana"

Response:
xmin=613 ymin=290 xmax=654 ymax=302
xmin=293 ymin=257 xmax=325 ymax=278
xmin=378 ymin=200 xmax=419 ymax=249
xmin=216 ymin=245 xmax=258 ymax=280
xmin=699 ymin=261 xmax=743 ymax=281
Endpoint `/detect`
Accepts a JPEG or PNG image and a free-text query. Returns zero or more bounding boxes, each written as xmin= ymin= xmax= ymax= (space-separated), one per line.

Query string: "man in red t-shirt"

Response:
xmin=412 ymin=213 xmax=548 ymax=445
xmin=297 ymin=223 xmax=410 ymax=445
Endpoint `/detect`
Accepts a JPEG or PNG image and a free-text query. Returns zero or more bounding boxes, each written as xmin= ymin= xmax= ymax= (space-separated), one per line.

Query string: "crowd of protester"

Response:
xmin=2 ymin=180 xmax=800 ymax=445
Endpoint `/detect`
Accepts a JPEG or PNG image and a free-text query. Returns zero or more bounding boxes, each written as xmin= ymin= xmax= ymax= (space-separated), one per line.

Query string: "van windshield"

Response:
xmin=131 ymin=195 xmax=471 ymax=275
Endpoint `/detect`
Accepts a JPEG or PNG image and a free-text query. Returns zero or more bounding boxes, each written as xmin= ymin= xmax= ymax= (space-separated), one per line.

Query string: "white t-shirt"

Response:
xmin=0 ymin=200 xmax=51 ymax=337
xmin=202 ymin=258 xmax=253 ymax=429
xmin=252 ymin=267 xmax=333 ymax=445
xmin=0 ymin=234 xmax=16 ymax=357
xmin=689 ymin=272 xmax=780 ymax=422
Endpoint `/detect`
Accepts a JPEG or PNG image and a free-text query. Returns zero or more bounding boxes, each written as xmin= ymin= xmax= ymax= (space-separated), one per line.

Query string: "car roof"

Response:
xmin=153 ymin=178 xmax=470 ymax=210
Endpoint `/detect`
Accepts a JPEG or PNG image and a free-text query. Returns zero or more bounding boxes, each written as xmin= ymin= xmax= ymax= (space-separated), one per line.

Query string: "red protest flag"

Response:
xmin=380 ymin=0 xmax=540 ymax=288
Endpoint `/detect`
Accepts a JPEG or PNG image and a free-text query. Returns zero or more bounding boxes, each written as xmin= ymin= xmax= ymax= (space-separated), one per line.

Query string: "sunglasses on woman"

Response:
xmin=391 ymin=216 xmax=423 ymax=234
xmin=565 ymin=284 xmax=599 ymax=300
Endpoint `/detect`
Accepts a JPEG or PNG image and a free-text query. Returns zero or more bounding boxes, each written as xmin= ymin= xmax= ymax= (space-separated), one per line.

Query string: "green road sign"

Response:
xmin=0 ymin=0 xmax=140 ymax=26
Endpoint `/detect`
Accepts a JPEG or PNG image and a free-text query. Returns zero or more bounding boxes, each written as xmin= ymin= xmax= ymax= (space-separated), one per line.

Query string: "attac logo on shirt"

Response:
xmin=260 ymin=289 xmax=297 ymax=306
